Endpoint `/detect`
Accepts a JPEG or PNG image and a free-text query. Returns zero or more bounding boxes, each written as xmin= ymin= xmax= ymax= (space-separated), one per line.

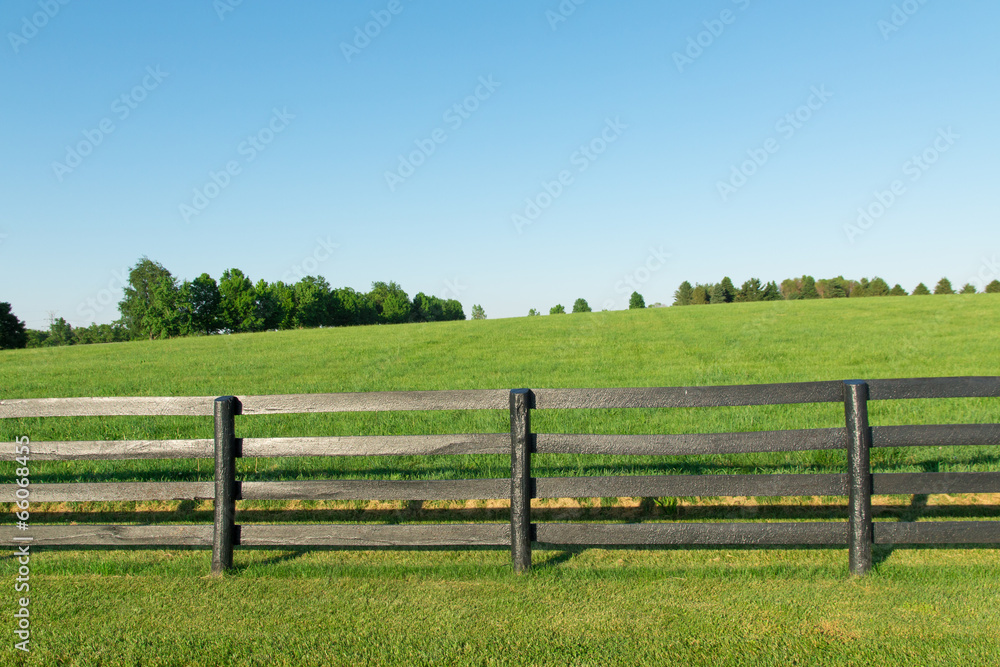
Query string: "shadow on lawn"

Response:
xmin=873 ymin=460 xmax=940 ymax=571
xmin=531 ymin=549 xmax=584 ymax=569
xmin=26 ymin=449 xmax=1000 ymax=484
xmin=21 ymin=501 xmax=1000 ymax=526
xmin=231 ymin=549 xmax=306 ymax=573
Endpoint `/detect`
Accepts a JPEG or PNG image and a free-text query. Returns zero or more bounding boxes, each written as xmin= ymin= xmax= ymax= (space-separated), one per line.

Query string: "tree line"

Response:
xmin=672 ymin=276 xmax=1000 ymax=305
xmin=1 ymin=257 xmax=465 ymax=349
xmin=4 ymin=265 xmax=1000 ymax=351
xmin=527 ymin=293 xmax=646 ymax=317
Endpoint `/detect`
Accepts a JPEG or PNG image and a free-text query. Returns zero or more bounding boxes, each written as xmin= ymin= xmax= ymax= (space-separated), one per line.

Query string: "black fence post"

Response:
xmin=212 ymin=395 xmax=241 ymax=575
xmin=844 ymin=380 xmax=873 ymax=575
xmin=510 ymin=389 xmax=533 ymax=572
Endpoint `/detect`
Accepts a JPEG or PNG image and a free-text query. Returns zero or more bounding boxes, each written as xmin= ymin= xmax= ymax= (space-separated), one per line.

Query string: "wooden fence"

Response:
xmin=2 ymin=377 xmax=999 ymax=575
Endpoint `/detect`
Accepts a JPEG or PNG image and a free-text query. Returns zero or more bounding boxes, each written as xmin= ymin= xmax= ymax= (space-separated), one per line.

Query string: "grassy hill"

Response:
xmin=4 ymin=293 xmax=999 ymax=398
xmin=2 ymin=295 xmax=1000 ymax=666
xmin=2 ymin=294 xmax=998 ymax=479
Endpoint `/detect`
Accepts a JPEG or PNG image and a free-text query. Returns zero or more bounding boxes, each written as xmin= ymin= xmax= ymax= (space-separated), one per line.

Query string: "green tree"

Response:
xmin=762 ymin=281 xmax=782 ymax=301
xmin=47 ymin=316 xmax=75 ymax=346
xmin=959 ymin=283 xmax=977 ymax=294
xmin=442 ymin=299 xmax=465 ymax=321
xmin=719 ymin=277 xmax=737 ymax=302
xmin=72 ymin=324 xmax=97 ymax=345
xmin=73 ymin=322 xmax=128 ymax=345
xmin=572 ymin=298 xmax=591 ymax=313
xmin=471 ymin=304 xmax=486 ymax=320
xmin=889 ymin=284 xmax=908 ymax=296
xmin=628 ymin=292 xmax=645 ymax=309
xmin=118 ymin=257 xmax=175 ymax=340
xmin=293 ymin=276 xmax=331 ymax=329
xmin=780 ymin=275 xmax=819 ymax=300
xmin=25 ymin=330 xmax=50 ymax=348
xmin=690 ymin=284 xmax=710 ymax=305
xmin=219 ymin=268 xmax=262 ymax=333
xmin=146 ymin=275 xmax=181 ymax=339
xmin=428 ymin=295 xmax=447 ymax=321
xmin=414 ymin=293 xmax=456 ymax=323
xmin=986 ymin=280 xmax=1000 ymax=294
xmin=673 ymin=281 xmax=693 ymax=306
xmin=251 ymin=279 xmax=285 ymax=331
xmin=800 ymin=276 xmax=819 ymax=299
xmin=178 ymin=273 xmax=221 ymax=336
xmin=330 ymin=287 xmax=377 ymax=326
xmin=527 ymin=308 xmax=540 ymax=316
xmin=0 ymin=302 xmax=28 ymax=349
xmin=410 ymin=293 xmax=429 ymax=322
xmin=934 ymin=278 xmax=955 ymax=295
xmin=912 ymin=282 xmax=931 ymax=295
xmin=326 ymin=287 xmax=349 ymax=327
xmin=549 ymin=304 xmax=566 ymax=314
xmin=816 ymin=276 xmax=849 ymax=298
xmin=866 ymin=277 xmax=891 ymax=297
xmin=369 ymin=281 xmax=411 ymax=324
xmin=736 ymin=278 xmax=764 ymax=302
xmin=709 ymin=283 xmax=727 ymax=304
xmin=411 ymin=293 xmax=445 ymax=323
xmin=270 ymin=282 xmax=299 ymax=329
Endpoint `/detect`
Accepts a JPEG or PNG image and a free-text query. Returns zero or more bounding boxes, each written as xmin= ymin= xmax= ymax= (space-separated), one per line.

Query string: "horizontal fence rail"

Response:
xmin=0 ymin=525 xmax=214 ymax=547
xmin=533 ymin=474 xmax=846 ymax=498
xmin=0 ymin=396 xmax=217 ymax=418
xmin=535 ymin=522 xmax=848 ymax=546
xmin=535 ymin=429 xmax=847 ymax=455
xmin=0 ymin=482 xmax=214 ymax=503
xmin=240 ymin=433 xmax=510 ymax=457
xmin=239 ymin=390 xmax=509 ymax=414
xmin=2 ymin=423 xmax=994 ymax=463
xmin=1 ymin=376 xmax=998 ymax=575
xmin=865 ymin=377 xmax=1000 ymax=401
xmin=0 ymin=439 xmax=216 ymax=461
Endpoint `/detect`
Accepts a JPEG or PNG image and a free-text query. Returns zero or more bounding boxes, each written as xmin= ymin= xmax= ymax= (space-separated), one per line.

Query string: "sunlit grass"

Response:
xmin=2 ymin=547 xmax=1000 ymax=666
xmin=1 ymin=296 xmax=999 ymax=664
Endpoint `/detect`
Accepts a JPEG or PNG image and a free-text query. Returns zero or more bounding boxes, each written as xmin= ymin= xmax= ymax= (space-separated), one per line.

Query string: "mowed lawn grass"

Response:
xmin=5 ymin=547 xmax=1000 ymax=666
xmin=2 ymin=294 xmax=1000 ymax=665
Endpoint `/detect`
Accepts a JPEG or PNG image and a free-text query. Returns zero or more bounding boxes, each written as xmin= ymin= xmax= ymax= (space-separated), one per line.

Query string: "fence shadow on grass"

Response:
xmin=26 ymin=450 xmax=1000 ymax=486
xmin=231 ymin=549 xmax=307 ymax=573
xmin=874 ymin=460 xmax=944 ymax=569
xmin=531 ymin=549 xmax=584 ymax=569
xmin=20 ymin=501 xmax=1000 ymax=527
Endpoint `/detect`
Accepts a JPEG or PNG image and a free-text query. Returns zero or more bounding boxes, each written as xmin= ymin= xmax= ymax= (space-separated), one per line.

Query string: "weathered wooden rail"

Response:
xmin=2 ymin=377 xmax=999 ymax=575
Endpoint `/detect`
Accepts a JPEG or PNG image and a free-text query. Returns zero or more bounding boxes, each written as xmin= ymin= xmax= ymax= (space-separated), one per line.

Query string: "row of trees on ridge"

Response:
xmin=9 ymin=257 xmax=466 ymax=348
xmin=673 ymin=276 xmax=1000 ymax=305
xmin=527 ymin=292 xmax=647 ymax=316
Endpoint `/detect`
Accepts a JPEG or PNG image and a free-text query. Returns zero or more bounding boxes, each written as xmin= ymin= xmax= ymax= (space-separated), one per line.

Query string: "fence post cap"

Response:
xmin=213 ymin=396 xmax=242 ymax=414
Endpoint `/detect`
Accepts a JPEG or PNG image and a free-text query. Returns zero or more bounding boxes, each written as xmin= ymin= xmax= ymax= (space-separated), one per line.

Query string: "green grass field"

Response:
xmin=2 ymin=295 xmax=1000 ymax=665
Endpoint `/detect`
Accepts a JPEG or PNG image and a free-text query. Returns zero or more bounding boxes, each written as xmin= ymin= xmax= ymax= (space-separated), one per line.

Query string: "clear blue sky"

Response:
xmin=2 ymin=0 xmax=998 ymax=328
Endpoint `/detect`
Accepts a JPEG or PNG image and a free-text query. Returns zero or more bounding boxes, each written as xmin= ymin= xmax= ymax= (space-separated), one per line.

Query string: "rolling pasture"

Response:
xmin=2 ymin=295 xmax=999 ymax=665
